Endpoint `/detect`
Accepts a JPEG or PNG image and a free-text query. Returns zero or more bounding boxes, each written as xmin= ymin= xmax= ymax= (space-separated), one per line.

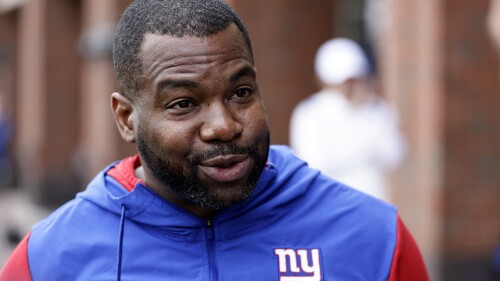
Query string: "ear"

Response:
xmin=111 ymin=92 xmax=136 ymax=143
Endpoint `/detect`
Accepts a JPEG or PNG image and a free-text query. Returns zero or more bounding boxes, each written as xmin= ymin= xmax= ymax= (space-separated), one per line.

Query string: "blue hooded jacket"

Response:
xmin=1 ymin=145 xmax=428 ymax=281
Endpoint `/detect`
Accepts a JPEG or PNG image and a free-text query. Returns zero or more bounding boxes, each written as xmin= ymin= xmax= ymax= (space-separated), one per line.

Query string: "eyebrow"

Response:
xmin=156 ymin=65 xmax=256 ymax=93
xmin=228 ymin=66 xmax=256 ymax=84
xmin=157 ymin=79 xmax=199 ymax=92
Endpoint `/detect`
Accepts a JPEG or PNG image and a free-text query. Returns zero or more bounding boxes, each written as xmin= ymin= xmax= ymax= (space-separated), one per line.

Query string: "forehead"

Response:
xmin=139 ymin=24 xmax=253 ymax=77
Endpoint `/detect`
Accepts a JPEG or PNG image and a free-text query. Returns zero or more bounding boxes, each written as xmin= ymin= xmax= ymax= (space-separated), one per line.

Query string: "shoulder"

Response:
xmin=317 ymin=179 xmax=398 ymax=234
xmin=0 ymin=233 xmax=32 ymax=281
xmin=27 ymin=195 xmax=118 ymax=279
xmin=269 ymin=145 xmax=398 ymax=229
xmin=29 ymin=197 xmax=100 ymax=246
xmin=388 ymin=216 xmax=430 ymax=280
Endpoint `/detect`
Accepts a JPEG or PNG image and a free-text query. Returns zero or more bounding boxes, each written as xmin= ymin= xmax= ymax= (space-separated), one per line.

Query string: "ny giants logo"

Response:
xmin=274 ymin=248 xmax=322 ymax=281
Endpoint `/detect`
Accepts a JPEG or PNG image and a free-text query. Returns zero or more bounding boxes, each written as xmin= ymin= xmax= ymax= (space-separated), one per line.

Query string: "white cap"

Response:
xmin=314 ymin=38 xmax=369 ymax=85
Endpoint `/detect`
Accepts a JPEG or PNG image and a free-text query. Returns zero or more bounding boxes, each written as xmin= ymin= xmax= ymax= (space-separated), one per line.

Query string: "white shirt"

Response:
xmin=289 ymin=89 xmax=406 ymax=202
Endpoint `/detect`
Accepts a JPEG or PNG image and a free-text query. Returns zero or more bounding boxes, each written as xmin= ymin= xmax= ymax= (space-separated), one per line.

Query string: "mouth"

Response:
xmin=198 ymin=154 xmax=251 ymax=183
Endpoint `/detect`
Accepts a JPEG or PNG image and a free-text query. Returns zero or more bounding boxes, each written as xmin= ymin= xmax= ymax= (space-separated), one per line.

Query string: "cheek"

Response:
xmin=242 ymin=105 xmax=269 ymax=138
xmin=148 ymin=120 xmax=199 ymax=156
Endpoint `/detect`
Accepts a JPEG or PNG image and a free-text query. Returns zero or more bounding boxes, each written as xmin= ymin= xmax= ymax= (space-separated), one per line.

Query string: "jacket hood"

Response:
xmin=76 ymin=145 xmax=316 ymax=236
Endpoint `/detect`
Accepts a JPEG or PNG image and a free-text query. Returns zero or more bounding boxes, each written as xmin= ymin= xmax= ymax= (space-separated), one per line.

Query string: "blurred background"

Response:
xmin=0 ymin=0 xmax=499 ymax=280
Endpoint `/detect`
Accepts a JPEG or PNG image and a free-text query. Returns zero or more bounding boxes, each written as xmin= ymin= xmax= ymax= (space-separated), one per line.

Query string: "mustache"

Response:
xmin=190 ymin=143 xmax=251 ymax=163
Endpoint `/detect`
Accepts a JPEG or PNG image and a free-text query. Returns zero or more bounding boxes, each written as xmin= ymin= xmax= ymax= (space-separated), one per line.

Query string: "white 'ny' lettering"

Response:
xmin=274 ymin=248 xmax=322 ymax=281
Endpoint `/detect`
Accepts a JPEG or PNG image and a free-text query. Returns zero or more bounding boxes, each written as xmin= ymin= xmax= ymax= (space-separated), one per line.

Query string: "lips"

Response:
xmin=198 ymin=154 xmax=251 ymax=183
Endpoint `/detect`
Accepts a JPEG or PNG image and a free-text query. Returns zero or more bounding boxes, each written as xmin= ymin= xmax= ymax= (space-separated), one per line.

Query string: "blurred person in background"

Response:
xmin=0 ymin=92 xmax=13 ymax=188
xmin=290 ymin=38 xmax=406 ymax=202
xmin=1 ymin=0 xmax=428 ymax=280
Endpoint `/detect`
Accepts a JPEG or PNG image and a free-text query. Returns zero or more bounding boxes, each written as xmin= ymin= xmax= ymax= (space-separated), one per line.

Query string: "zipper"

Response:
xmin=206 ymin=219 xmax=218 ymax=281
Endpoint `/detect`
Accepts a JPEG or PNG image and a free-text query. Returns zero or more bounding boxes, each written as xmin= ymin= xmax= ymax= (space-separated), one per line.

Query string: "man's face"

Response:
xmin=134 ymin=24 xmax=270 ymax=211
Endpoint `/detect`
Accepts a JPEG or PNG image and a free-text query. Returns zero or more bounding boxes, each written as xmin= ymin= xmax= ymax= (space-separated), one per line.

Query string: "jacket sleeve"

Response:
xmin=0 ymin=232 xmax=32 ymax=281
xmin=388 ymin=216 xmax=430 ymax=281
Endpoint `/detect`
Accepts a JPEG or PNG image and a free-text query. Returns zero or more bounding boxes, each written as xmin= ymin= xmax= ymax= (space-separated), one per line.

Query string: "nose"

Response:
xmin=200 ymin=103 xmax=243 ymax=142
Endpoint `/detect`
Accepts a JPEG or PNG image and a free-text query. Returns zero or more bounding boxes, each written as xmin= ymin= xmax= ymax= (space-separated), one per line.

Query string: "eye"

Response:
xmin=231 ymin=87 xmax=253 ymax=100
xmin=167 ymin=99 xmax=195 ymax=109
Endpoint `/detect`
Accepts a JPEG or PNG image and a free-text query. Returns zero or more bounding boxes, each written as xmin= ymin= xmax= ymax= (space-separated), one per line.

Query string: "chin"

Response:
xmin=195 ymin=182 xmax=255 ymax=210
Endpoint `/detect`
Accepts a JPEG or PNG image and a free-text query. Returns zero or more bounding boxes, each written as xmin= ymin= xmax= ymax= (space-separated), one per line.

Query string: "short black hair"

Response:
xmin=113 ymin=0 xmax=253 ymax=100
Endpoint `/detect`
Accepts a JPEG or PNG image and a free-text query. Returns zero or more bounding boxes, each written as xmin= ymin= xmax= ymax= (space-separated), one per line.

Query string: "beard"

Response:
xmin=136 ymin=129 xmax=270 ymax=210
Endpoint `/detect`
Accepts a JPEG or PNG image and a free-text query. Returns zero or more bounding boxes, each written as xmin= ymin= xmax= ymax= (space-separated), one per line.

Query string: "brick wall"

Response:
xmin=15 ymin=0 xmax=83 ymax=205
xmin=12 ymin=0 xmax=134 ymax=205
xmin=383 ymin=0 xmax=500 ymax=279
xmin=0 ymin=11 xmax=16 ymax=112
xmin=442 ymin=0 xmax=500 ymax=279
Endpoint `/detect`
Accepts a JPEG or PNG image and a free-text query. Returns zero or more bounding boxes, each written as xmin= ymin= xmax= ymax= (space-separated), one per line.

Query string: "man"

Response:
xmin=1 ymin=0 xmax=429 ymax=280
xmin=290 ymin=38 xmax=405 ymax=202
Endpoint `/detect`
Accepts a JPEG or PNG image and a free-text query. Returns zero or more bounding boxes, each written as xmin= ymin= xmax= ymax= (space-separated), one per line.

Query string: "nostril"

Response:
xmin=200 ymin=111 xmax=243 ymax=142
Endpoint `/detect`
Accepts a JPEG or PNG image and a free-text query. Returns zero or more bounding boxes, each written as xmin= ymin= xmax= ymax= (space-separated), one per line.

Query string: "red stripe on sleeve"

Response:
xmin=388 ymin=216 xmax=430 ymax=281
xmin=0 ymin=232 xmax=32 ymax=281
